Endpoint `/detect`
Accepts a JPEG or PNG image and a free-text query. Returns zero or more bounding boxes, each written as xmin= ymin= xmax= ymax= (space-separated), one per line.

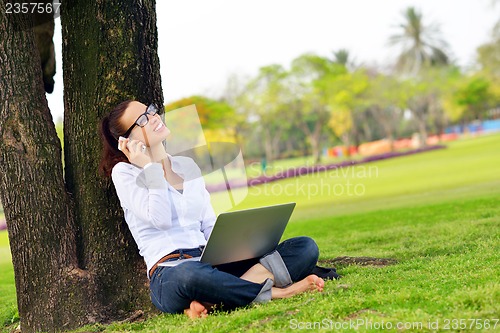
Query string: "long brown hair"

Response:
xmin=98 ymin=100 xmax=133 ymax=177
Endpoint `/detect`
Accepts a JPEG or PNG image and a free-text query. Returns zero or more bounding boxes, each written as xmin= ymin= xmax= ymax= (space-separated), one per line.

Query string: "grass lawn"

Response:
xmin=1 ymin=133 xmax=499 ymax=333
xmin=0 ymin=232 xmax=16 ymax=329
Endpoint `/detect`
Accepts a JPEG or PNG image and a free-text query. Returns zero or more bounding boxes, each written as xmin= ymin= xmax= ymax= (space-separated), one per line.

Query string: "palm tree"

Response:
xmin=333 ymin=49 xmax=351 ymax=67
xmin=389 ymin=7 xmax=450 ymax=75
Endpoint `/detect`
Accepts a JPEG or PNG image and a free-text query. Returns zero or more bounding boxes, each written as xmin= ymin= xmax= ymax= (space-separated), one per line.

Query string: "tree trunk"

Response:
xmin=312 ymin=122 xmax=324 ymax=164
xmin=263 ymin=128 xmax=274 ymax=163
xmin=412 ymin=100 xmax=429 ymax=147
xmin=297 ymin=119 xmax=322 ymax=164
xmin=361 ymin=110 xmax=373 ymax=142
xmin=271 ymin=128 xmax=283 ymax=160
xmin=61 ymin=0 xmax=163 ymax=323
xmin=285 ymin=140 xmax=293 ymax=155
xmin=0 ymin=10 xmax=97 ymax=333
xmin=0 ymin=0 xmax=163 ymax=331
xmin=417 ymin=120 xmax=428 ymax=146
xmin=309 ymin=135 xmax=320 ymax=164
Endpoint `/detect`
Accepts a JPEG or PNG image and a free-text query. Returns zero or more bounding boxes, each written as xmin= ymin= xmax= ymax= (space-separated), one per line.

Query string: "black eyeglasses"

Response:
xmin=121 ymin=104 xmax=159 ymax=138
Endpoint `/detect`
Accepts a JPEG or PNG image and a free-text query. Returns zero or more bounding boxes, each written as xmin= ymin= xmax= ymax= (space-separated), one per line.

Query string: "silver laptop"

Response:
xmin=159 ymin=202 xmax=296 ymax=266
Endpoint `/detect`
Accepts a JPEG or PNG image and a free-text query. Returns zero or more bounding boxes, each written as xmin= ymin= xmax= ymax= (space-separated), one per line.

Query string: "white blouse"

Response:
xmin=111 ymin=155 xmax=216 ymax=277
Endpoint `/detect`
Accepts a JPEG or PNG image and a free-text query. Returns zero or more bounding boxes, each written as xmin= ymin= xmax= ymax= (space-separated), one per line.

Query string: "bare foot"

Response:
xmin=272 ymin=274 xmax=324 ymax=299
xmin=184 ymin=300 xmax=208 ymax=319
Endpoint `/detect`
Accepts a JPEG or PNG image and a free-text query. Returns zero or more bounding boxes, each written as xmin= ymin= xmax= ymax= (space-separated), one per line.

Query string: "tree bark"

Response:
xmin=0 ymin=0 xmax=163 ymax=331
xmin=61 ymin=0 xmax=163 ymax=323
xmin=0 ymin=9 xmax=97 ymax=332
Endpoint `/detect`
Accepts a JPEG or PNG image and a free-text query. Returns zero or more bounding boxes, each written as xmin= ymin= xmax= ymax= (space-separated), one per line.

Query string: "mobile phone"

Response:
xmin=118 ymin=136 xmax=146 ymax=153
xmin=117 ymin=136 xmax=127 ymax=151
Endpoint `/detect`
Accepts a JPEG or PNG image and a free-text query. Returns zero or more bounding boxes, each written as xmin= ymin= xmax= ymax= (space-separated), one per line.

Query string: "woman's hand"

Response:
xmin=118 ymin=138 xmax=151 ymax=168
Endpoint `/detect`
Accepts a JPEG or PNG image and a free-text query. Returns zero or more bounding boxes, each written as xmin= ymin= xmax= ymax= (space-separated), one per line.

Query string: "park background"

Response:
xmin=1 ymin=0 xmax=500 ymax=332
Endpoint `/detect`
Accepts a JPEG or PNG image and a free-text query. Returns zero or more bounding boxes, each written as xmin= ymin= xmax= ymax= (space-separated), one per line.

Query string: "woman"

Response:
xmin=99 ymin=100 xmax=324 ymax=318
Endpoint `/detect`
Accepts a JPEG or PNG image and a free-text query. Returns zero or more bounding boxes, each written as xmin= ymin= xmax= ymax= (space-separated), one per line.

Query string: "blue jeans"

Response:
xmin=149 ymin=236 xmax=319 ymax=313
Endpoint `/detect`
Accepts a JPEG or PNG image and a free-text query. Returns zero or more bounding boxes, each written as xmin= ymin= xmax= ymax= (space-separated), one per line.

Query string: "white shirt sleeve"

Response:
xmin=200 ymin=188 xmax=216 ymax=240
xmin=111 ymin=162 xmax=173 ymax=230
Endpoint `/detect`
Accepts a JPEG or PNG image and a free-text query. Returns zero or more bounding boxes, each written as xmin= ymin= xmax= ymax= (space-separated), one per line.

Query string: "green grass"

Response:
xmin=72 ymin=193 xmax=499 ymax=333
xmin=1 ymin=133 xmax=500 ymax=332
xmin=211 ymin=134 xmax=500 ymax=221
xmin=0 ymin=232 xmax=16 ymax=328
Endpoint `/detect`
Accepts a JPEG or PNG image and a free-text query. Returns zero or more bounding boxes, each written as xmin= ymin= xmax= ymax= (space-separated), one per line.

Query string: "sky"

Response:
xmin=46 ymin=0 xmax=499 ymax=122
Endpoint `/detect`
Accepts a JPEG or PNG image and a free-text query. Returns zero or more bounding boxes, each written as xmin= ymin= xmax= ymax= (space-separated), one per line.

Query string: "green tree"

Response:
xmin=477 ymin=42 xmax=500 ymax=79
xmin=389 ymin=6 xmax=453 ymax=145
xmin=289 ymin=53 xmax=346 ymax=163
xmin=474 ymin=1 xmax=500 ymax=112
xmin=477 ymin=1 xmax=500 ymax=81
xmin=220 ymin=73 xmax=253 ymax=154
xmin=165 ymin=95 xmax=235 ymax=130
xmin=389 ymin=7 xmax=449 ymax=76
xmin=404 ymin=67 xmax=461 ymax=142
xmin=492 ymin=0 xmax=500 ymax=37
xmin=325 ymin=69 xmax=369 ymax=150
xmin=332 ymin=49 xmax=356 ymax=71
xmin=446 ymin=75 xmax=495 ymax=122
xmin=244 ymin=65 xmax=292 ymax=162
xmin=362 ymin=72 xmax=407 ymax=148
